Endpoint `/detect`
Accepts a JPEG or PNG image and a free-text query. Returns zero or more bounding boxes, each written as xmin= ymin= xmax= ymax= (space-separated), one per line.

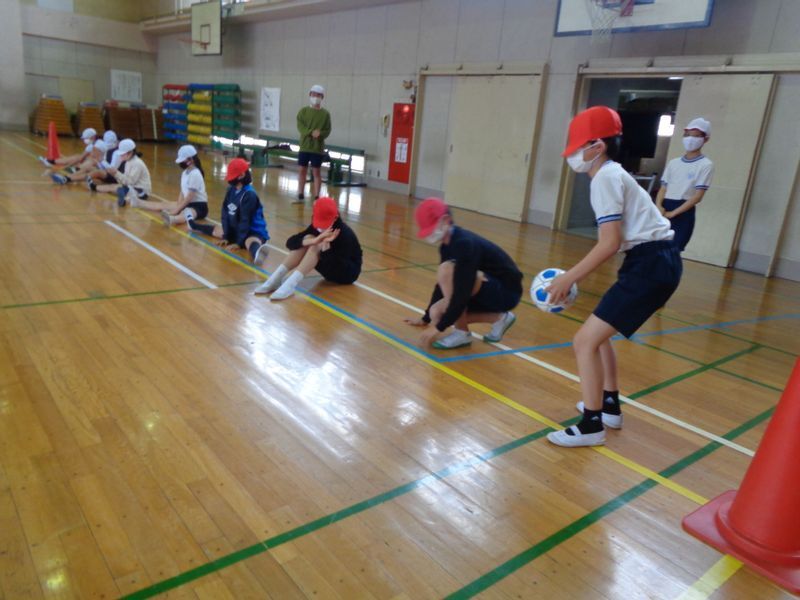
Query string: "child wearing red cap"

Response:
xmin=254 ymin=196 xmax=362 ymax=300
xmin=407 ymin=198 xmax=523 ymax=349
xmin=545 ymin=105 xmax=682 ymax=448
xmin=187 ymin=158 xmax=270 ymax=265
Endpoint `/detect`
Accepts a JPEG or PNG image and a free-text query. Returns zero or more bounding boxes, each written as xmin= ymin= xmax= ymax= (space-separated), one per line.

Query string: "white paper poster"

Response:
xmin=394 ymin=137 xmax=408 ymax=163
xmin=110 ymin=69 xmax=142 ymax=103
xmin=260 ymin=87 xmax=281 ymax=131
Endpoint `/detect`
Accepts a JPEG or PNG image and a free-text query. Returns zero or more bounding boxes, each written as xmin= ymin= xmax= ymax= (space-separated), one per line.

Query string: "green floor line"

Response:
xmin=120 ymin=352 xmax=777 ymax=599
xmin=121 ymin=427 xmax=556 ymax=599
xmin=626 ymin=345 xmax=759 ymax=400
xmin=445 ymin=403 xmax=776 ymax=600
xmin=2 ymin=281 xmax=259 ymax=310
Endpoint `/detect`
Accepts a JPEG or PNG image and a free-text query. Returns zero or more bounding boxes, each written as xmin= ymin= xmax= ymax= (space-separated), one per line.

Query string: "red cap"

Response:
xmin=415 ymin=197 xmax=449 ymax=239
xmin=562 ymin=106 xmax=622 ymax=157
xmin=312 ymin=197 xmax=339 ymax=230
xmin=226 ymin=157 xmax=250 ymax=182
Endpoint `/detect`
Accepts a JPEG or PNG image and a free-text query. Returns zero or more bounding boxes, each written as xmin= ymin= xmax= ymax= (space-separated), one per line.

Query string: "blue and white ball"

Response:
xmin=530 ymin=268 xmax=578 ymax=313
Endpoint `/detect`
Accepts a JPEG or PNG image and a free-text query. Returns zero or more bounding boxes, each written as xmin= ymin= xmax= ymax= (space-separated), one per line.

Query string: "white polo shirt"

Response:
xmin=590 ymin=161 xmax=674 ymax=252
xmin=661 ymin=154 xmax=714 ymax=200
xmin=181 ymin=167 xmax=207 ymax=204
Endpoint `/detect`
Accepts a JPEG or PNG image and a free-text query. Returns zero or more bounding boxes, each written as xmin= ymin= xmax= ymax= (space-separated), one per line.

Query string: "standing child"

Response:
xmin=294 ymin=84 xmax=331 ymax=202
xmin=545 ymin=106 xmax=682 ymax=448
xmin=188 ymin=158 xmax=270 ymax=265
xmin=655 ymin=117 xmax=714 ymax=251
xmin=131 ymin=145 xmax=208 ymax=226
xmin=254 ymin=197 xmax=361 ymax=300
xmin=106 ymin=139 xmax=151 ymax=207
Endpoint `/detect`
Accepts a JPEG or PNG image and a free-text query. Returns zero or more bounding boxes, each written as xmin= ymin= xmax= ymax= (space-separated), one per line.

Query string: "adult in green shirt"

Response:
xmin=295 ymin=84 xmax=331 ymax=202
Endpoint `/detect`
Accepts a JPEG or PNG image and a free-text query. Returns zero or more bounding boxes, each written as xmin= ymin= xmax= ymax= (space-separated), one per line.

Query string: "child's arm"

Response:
xmin=174 ymin=190 xmax=194 ymax=213
xmin=664 ymin=188 xmax=706 ymax=219
xmin=547 ymin=221 xmax=622 ymax=304
xmin=655 ymin=184 xmax=668 ymax=215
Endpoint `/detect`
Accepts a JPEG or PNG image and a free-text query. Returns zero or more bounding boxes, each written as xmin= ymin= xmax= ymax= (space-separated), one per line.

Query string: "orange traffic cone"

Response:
xmin=683 ymin=357 xmax=800 ymax=593
xmin=46 ymin=121 xmax=61 ymax=162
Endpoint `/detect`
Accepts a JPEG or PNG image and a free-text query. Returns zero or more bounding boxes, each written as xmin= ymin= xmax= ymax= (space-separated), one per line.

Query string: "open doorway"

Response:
xmin=565 ymin=76 xmax=682 ymax=238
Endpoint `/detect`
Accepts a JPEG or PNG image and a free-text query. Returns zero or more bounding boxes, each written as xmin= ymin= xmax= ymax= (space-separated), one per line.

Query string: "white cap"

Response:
xmin=118 ymin=139 xmax=136 ymax=154
xmin=176 ymin=144 xmax=198 ymax=164
xmin=93 ymin=140 xmax=108 ymax=153
xmin=103 ymin=130 xmax=118 ymax=147
xmin=81 ymin=127 xmax=97 ymax=141
xmin=685 ymin=117 xmax=711 ymax=136
xmin=309 ymin=84 xmax=325 ymax=96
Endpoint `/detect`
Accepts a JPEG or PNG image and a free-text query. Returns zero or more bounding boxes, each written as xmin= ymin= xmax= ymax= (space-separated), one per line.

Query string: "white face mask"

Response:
xmin=682 ymin=136 xmax=704 ymax=152
xmin=424 ymin=221 xmax=449 ymax=245
xmin=309 ymin=96 xmax=322 ymax=107
xmin=566 ymin=142 xmax=600 ymax=173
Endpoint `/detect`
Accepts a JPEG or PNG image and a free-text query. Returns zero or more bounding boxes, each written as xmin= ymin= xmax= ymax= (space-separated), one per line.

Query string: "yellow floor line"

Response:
xmin=675 ymin=555 xmax=743 ymax=600
xmin=134 ymin=208 xmax=708 ymax=506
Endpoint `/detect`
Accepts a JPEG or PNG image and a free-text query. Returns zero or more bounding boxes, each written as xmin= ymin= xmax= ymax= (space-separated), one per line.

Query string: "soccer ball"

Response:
xmin=530 ymin=268 xmax=578 ymax=313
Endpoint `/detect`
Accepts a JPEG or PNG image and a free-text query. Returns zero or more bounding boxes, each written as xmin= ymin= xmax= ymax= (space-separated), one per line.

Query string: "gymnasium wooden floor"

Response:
xmin=1 ymin=132 xmax=798 ymax=599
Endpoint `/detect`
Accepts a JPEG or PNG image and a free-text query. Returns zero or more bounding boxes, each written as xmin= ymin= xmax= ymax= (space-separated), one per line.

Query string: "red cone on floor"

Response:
xmin=46 ymin=121 xmax=61 ymax=161
xmin=683 ymin=357 xmax=800 ymax=593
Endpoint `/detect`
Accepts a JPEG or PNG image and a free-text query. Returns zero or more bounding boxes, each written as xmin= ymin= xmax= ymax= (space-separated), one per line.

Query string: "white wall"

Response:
xmin=154 ymin=0 xmax=800 ymax=280
xmin=22 ymin=36 xmax=158 ymax=110
xmin=0 ymin=0 xmax=29 ymax=128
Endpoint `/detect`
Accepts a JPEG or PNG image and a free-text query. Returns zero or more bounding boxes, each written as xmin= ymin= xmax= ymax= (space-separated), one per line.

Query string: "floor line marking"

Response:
xmin=104 ymin=220 xmax=217 ymax=289
xmin=138 ymin=209 xmax=761 ymax=458
xmin=135 ymin=209 xmax=713 ymax=501
xmin=674 ymin=555 xmax=743 ymax=600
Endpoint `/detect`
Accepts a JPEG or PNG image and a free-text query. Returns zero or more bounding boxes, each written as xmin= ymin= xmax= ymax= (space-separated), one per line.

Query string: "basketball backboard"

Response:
xmin=555 ymin=0 xmax=714 ymax=36
xmin=191 ymin=0 xmax=222 ymax=56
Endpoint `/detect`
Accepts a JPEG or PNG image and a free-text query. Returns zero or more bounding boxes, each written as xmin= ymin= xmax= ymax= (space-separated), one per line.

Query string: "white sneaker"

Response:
xmin=270 ymin=271 xmax=303 ymax=301
xmin=547 ymin=425 xmax=606 ymax=447
xmin=160 ymin=210 xmax=173 ymax=226
xmin=575 ymin=401 xmax=623 ymax=429
xmin=432 ymin=329 xmax=473 ymax=350
xmin=254 ymin=275 xmax=283 ymax=295
xmin=253 ymin=244 xmax=269 ymax=266
xmin=38 ymin=156 xmax=52 ymax=168
xmin=484 ymin=311 xmax=516 ymax=343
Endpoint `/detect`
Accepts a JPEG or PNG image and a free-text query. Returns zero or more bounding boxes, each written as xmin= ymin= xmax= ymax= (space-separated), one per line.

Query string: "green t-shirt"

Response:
xmin=296 ymin=106 xmax=331 ymax=154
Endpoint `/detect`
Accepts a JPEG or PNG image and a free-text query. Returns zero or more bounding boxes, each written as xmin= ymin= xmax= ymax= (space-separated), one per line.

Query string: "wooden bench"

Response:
xmin=257 ymin=135 xmax=366 ymax=187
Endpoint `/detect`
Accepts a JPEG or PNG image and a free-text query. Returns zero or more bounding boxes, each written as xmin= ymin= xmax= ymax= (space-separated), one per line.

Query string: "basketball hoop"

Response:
xmin=584 ymin=0 xmax=634 ymax=43
xmin=178 ymin=37 xmax=210 ymax=54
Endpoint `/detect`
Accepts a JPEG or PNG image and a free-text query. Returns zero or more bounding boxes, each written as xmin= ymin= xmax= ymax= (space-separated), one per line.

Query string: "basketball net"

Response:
xmin=584 ymin=0 xmax=634 ymax=43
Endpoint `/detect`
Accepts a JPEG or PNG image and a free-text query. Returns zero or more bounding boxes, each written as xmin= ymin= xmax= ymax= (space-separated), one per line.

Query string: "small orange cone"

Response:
xmin=46 ymin=121 xmax=61 ymax=161
xmin=683 ymin=357 xmax=800 ymax=593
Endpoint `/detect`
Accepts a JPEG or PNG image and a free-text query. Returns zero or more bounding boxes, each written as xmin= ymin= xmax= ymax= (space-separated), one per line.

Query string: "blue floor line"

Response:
xmin=188 ymin=232 xmax=443 ymax=362
xmin=186 ymin=233 xmax=800 ymax=365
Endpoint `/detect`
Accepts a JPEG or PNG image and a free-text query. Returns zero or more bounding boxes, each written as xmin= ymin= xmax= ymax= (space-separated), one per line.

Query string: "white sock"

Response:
xmin=281 ymin=270 xmax=303 ymax=291
xmin=269 ymin=264 xmax=288 ymax=285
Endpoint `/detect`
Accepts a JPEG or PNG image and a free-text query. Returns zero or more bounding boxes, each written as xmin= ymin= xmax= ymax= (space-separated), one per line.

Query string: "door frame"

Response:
xmin=554 ymin=66 xmax=779 ymax=267
xmin=408 ymin=62 xmax=548 ymax=222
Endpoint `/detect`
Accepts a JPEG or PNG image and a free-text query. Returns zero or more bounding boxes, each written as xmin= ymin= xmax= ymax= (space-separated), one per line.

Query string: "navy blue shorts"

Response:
xmin=185 ymin=201 xmax=208 ymax=220
xmin=298 ymin=151 xmax=323 ymax=168
xmin=468 ymin=274 xmax=522 ymax=314
xmin=316 ymin=253 xmax=361 ymax=284
xmin=593 ymin=240 xmax=682 ymax=338
xmin=663 ymin=198 xmax=695 ymax=251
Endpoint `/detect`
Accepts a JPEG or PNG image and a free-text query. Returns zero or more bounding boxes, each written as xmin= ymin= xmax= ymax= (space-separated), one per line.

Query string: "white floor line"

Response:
xmin=137 ymin=181 xmax=753 ymax=455
xmin=104 ymin=220 xmax=218 ymax=289
xmin=260 ymin=237 xmax=753 ymax=456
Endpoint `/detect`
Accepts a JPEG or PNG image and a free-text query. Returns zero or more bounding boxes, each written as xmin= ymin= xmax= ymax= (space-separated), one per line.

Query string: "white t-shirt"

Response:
xmin=590 ymin=161 xmax=674 ymax=252
xmin=181 ymin=167 xmax=207 ymax=204
xmin=661 ymin=154 xmax=714 ymax=201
